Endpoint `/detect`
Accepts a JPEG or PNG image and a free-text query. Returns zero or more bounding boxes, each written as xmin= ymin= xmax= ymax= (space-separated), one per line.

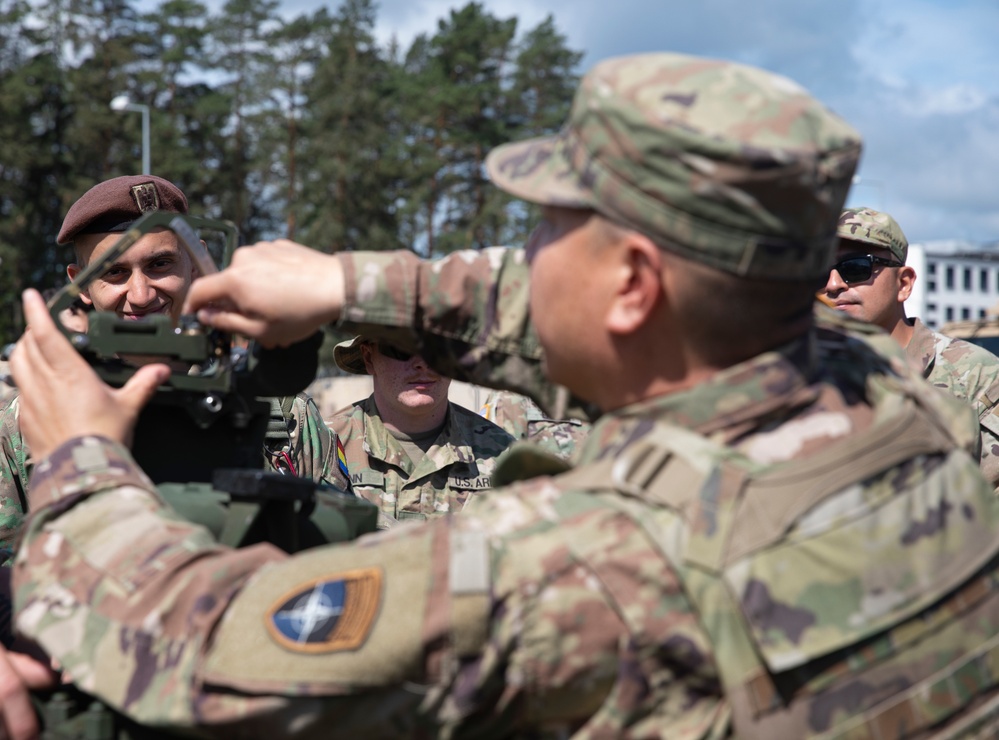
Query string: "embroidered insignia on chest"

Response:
xmin=336 ymin=436 xmax=349 ymax=479
xmin=266 ymin=568 xmax=382 ymax=653
xmin=130 ymin=182 xmax=160 ymax=212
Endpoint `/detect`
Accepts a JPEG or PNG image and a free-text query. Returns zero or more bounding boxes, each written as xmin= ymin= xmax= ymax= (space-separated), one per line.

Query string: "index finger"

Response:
xmin=182 ymin=271 xmax=236 ymax=315
xmin=20 ymin=289 xmax=50 ymax=333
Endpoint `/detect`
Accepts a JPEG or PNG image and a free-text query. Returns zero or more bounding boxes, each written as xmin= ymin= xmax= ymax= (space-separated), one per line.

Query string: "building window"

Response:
xmin=928 ymin=280 xmax=937 ymax=291
xmin=927 ymin=303 xmax=937 ymax=312
xmin=964 ymin=268 xmax=972 ymax=291
xmin=961 ymin=307 xmax=971 ymax=319
xmin=928 ymin=261 xmax=937 ymax=276
xmin=981 ymin=308 xmax=988 ymax=318
xmin=946 ymin=266 xmax=955 ymax=290
xmin=945 ymin=306 xmax=954 ymax=321
xmin=982 ymin=269 xmax=989 ymax=292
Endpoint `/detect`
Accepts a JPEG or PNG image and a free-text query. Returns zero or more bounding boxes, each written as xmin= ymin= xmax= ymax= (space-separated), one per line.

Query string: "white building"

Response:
xmin=905 ymin=241 xmax=999 ymax=328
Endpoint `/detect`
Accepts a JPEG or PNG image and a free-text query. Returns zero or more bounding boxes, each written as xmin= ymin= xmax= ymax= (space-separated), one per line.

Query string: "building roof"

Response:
xmin=911 ymin=240 xmax=999 ymax=260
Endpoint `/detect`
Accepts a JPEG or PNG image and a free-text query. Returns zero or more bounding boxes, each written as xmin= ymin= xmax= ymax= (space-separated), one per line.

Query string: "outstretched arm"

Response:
xmin=184 ymin=242 xmax=581 ymax=417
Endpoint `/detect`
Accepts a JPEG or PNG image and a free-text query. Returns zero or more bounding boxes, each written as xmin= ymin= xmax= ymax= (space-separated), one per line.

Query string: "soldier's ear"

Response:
xmin=65 ymin=263 xmax=94 ymax=306
xmin=360 ymin=343 xmax=376 ymax=374
xmin=606 ymin=234 xmax=663 ymax=336
xmin=897 ymin=265 xmax=916 ymax=303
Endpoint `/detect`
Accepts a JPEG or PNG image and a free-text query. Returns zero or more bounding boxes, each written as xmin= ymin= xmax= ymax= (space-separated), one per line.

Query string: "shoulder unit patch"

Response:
xmin=266 ymin=567 xmax=382 ymax=653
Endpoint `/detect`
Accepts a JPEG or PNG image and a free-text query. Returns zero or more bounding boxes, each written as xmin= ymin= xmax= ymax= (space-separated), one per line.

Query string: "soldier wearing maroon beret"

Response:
xmin=0 ymin=173 xmax=349 ymax=571
xmin=0 ymin=174 xmax=203 ymax=558
xmin=58 ymin=175 xmax=193 ymax=323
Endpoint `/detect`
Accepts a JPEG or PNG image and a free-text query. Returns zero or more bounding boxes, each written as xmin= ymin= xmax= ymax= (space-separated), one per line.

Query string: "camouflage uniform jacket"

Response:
xmin=13 ymin=248 xmax=999 ymax=739
xmin=479 ymin=389 xmax=590 ymax=461
xmin=0 ymin=361 xmax=14 ymax=409
xmin=906 ymin=316 xmax=999 ymax=489
xmin=327 ymin=395 xmax=514 ymax=521
xmin=0 ymin=391 xmax=346 ymax=558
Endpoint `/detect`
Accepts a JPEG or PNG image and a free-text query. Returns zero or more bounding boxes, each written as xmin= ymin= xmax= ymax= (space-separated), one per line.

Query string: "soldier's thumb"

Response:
xmin=117 ymin=364 xmax=171 ymax=416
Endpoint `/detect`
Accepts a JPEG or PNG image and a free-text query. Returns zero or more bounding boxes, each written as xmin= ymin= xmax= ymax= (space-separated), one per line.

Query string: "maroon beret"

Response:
xmin=57 ymin=175 xmax=188 ymax=245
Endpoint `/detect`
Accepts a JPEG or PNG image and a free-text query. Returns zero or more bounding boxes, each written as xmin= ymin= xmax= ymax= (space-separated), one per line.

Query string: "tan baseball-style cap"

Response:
xmin=333 ymin=336 xmax=369 ymax=375
xmin=836 ymin=207 xmax=909 ymax=263
xmin=57 ymin=175 xmax=188 ymax=245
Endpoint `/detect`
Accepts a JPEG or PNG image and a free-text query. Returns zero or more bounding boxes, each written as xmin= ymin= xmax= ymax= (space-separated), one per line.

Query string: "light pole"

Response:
xmin=110 ymin=94 xmax=150 ymax=175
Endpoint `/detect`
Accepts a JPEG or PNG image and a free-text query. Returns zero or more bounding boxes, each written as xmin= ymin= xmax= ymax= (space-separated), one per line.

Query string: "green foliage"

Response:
xmin=0 ymin=0 xmax=581 ymax=343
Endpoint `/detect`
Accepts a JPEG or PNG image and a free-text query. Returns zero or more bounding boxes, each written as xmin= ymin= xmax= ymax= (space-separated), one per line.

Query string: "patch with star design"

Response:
xmin=266 ymin=567 xmax=382 ymax=653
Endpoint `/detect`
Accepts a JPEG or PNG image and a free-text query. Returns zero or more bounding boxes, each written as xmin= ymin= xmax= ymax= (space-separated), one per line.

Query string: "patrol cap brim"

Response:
xmin=486 ymin=133 xmax=593 ymax=211
xmin=333 ymin=336 xmax=369 ymax=375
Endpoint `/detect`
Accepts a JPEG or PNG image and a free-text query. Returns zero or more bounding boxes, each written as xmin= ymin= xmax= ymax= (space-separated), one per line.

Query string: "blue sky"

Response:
xmin=275 ymin=0 xmax=999 ymax=244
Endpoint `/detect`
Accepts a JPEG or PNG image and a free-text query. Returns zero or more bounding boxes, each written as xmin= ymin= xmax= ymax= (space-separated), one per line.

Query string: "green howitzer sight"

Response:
xmin=28 ymin=211 xmax=378 ymax=738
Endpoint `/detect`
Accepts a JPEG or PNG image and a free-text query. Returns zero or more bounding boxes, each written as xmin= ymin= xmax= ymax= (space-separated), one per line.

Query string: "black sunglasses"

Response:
xmin=830 ymin=254 xmax=903 ymax=285
xmin=375 ymin=341 xmax=415 ymax=362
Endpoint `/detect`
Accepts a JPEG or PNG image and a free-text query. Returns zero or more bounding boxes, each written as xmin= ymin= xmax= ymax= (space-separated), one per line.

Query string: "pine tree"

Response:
xmin=298 ymin=0 xmax=401 ymax=252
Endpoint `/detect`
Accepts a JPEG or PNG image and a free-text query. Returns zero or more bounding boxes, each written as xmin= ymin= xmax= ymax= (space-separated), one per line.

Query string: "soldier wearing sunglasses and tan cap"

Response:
xmin=328 ymin=335 xmax=514 ymax=524
xmin=824 ymin=205 xmax=999 ymax=488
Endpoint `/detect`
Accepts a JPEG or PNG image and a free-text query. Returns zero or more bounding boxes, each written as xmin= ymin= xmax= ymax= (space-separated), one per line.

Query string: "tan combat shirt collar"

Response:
xmin=574 ymin=329 xmax=821 ymax=464
xmin=358 ymin=395 xmax=471 ymax=478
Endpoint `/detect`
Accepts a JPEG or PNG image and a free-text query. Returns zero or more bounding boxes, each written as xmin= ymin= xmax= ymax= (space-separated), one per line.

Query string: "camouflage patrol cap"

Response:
xmin=486 ymin=52 xmax=863 ymax=280
xmin=333 ymin=336 xmax=369 ymax=375
xmin=836 ymin=207 xmax=908 ymax=263
xmin=57 ymin=175 xmax=188 ymax=245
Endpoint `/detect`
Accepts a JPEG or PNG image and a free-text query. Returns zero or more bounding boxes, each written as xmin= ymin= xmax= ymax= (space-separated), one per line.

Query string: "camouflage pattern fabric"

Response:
xmin=479 ymin=388 xmax=590 ymax=460
xmin=11 ymin=51 xmax=999 ymax=737
xmin=836 ymin=206 xmax=909 ymax=262
xmin=328 ymin=395 xmax=514 ymax=522
xmin=0 ymin=391 xmax=345 ymax=560
xmin=0 ymin=361 xmax=15 ymax=409
xmin=337 ymin=245 xmax=597 ymax=423
xmin=906 ymin=317 xmax=999 ymax=490
xmin=12 ymin=246 xmax=999 ymax=739
xmin=339 ymin=246 xmax=567 ymax=413
xmin=0 ymin=396 xmax=25 ymax=557
xmin=485 ymin=53 xmax=860 ymax=281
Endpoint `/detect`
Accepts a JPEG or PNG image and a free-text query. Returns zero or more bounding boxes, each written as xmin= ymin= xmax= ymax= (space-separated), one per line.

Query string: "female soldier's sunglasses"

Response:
xmin=830 ymin=254 xmax=903 ymax=284
xmin=375 ymin=342 xmax=415 ymax=362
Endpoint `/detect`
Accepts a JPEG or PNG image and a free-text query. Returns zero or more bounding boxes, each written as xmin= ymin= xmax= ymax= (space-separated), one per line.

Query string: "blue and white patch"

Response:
xmin=266 ymin=568 xmax=382 ymax=653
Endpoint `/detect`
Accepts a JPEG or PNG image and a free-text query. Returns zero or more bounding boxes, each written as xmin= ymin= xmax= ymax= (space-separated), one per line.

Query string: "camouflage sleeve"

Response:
xmin=12 ymin=436 xmax=647 ymax=735
xmin=12 ymin=436 xmax=289 ymax=725
xmin=976 ymin=382 xmax=999 ymax=493
xmin=0 ymin=396 xmax=28 ymax=558
xmin=287 ymin=392 xmax=350 ymax=490
xmin=338 ymin=248 xmax=591 ymax=419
